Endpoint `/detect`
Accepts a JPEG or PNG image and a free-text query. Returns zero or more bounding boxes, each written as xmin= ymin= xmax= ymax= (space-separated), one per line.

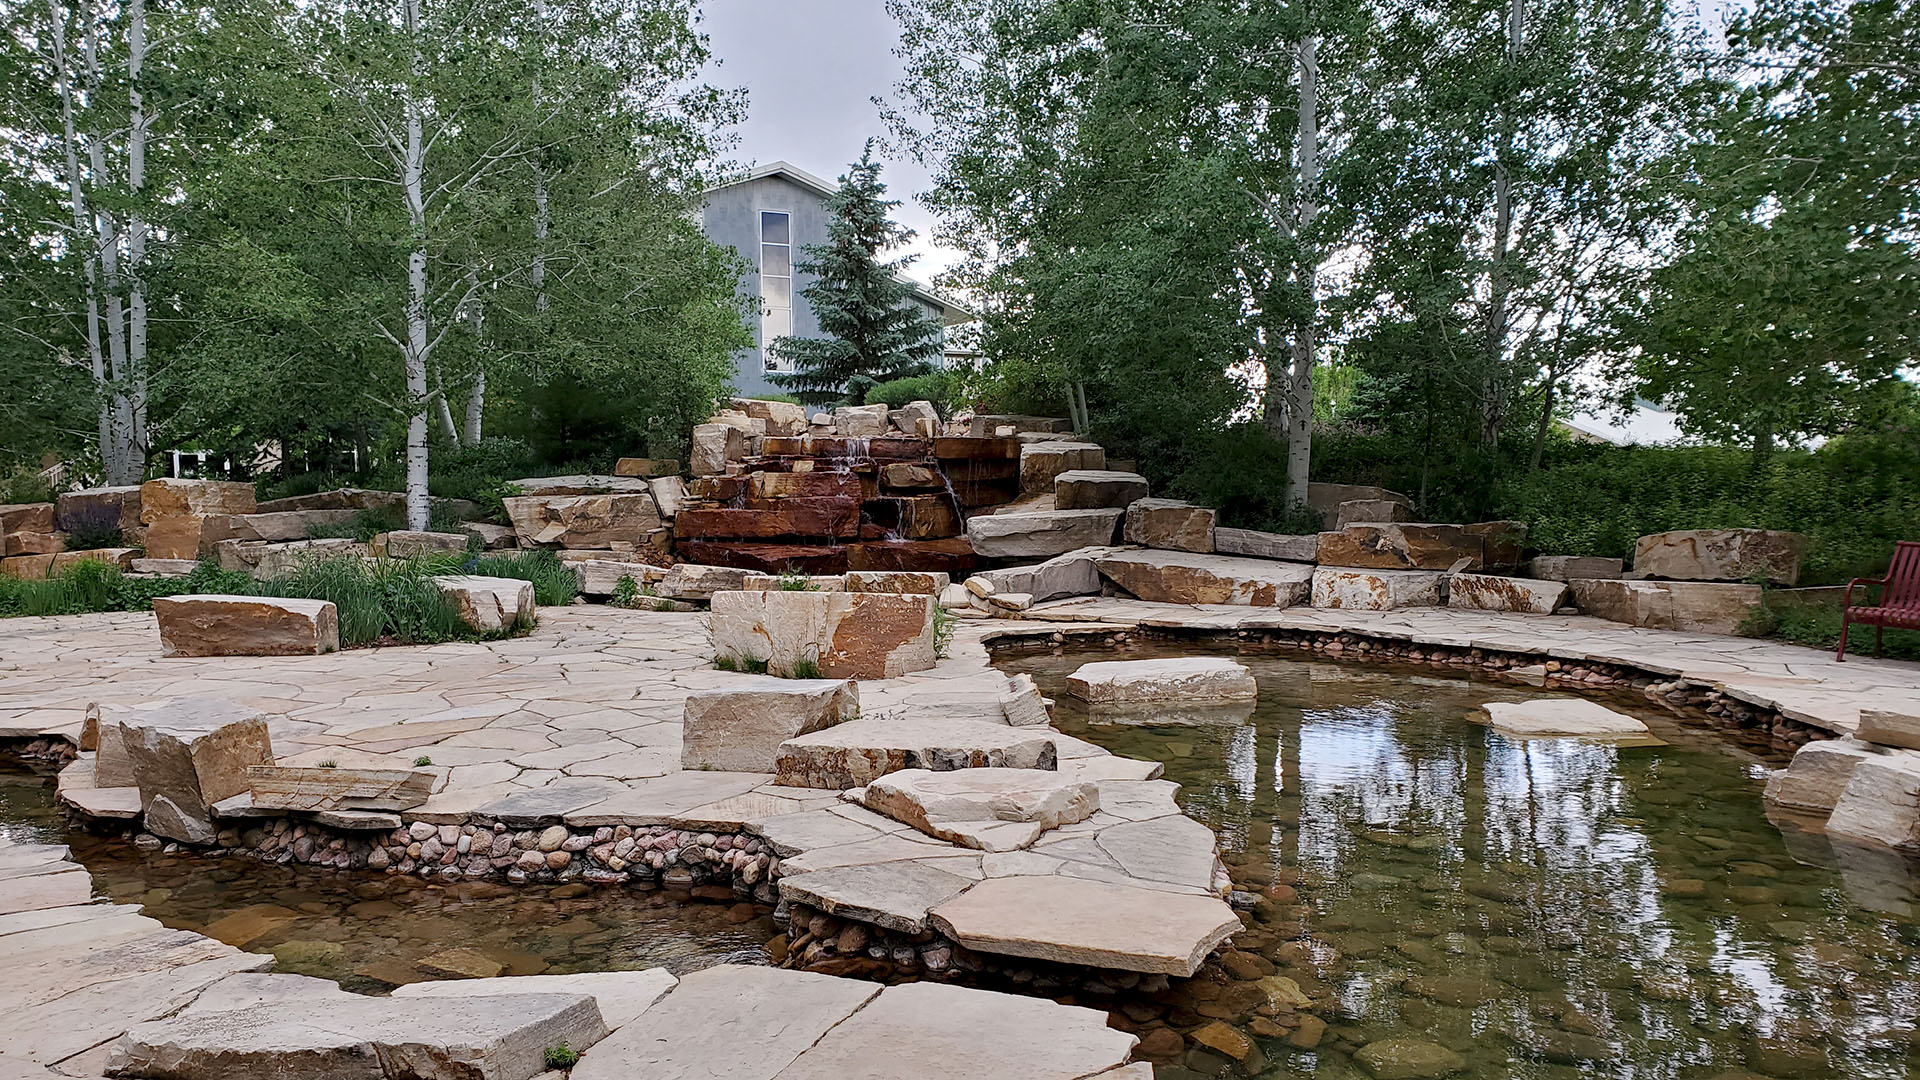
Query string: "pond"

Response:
xmin=0 ymin=762 xmax=776 ymax=992
xmin=998 ymin=643 xmax=1920 ymax=1079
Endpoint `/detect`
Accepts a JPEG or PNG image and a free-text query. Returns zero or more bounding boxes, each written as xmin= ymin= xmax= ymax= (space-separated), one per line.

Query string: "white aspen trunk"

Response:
xmin=1483 ymin=0 xmax=1523 ymax=451
xmin=124 ymin=0 xmax=150 ymax=477
xmin=434 ymin=374 xmax=460 ymax=444
xmin=81 ymin=3 xmax=133 ymax=484
xmin=47 ymin=0 xmax=112 ymax=477
xmin=463 ymin=367 xmax=486 ymax=444
xmin=1285 ymin=32 xmax=1320 ymax=516
xmin=530 ymin=0 xmax=549 ymax=319
xmin=402 ymin=0 xmax=431 ymax=530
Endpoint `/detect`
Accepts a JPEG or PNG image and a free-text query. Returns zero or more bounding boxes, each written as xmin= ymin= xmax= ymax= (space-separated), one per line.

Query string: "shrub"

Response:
xmin=743 ymin=392 xmax=801 ymax=406
xmin=865 ymin=372 xmax=954 ymax=413
xmin=467 ymin=549 xmax=579 ymax=606
xmin=543 ymin=1044 xmax=580 ymax=1070
xmin=1 ymin=468 xmax=55 ymax=505
xmin=1170 ymin=424 xmax=1323 ymax=533
xmin=0 ymin=560 xmax=254 ymax=618
xmin=1740 ymin=596 xmax=1920 ymax=662
xmin=307 ymin=506 xmax=406 ymax=542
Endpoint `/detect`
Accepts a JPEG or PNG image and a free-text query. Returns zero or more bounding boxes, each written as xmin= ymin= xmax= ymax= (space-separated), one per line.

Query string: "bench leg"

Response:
xmin=1875 ymin=623 xmax=1884 ymax=658
xmin=1836 ymin=614 xmax=1851 ymax=662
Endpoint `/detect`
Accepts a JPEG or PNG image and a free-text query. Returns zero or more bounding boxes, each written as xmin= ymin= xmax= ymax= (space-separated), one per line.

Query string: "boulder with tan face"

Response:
xmin=153 ymin=594 xmax=340 ymax=657
xmin=710 ymin=590 xmax=936 ymax=679
xmin=1316 ymin=522 xmax=1484 ymax=572
xmin=139 ymin=478 xmax=259 ymax=559
xmin=681 ymin=677 xmax=858 ymax=772
xmin=1632 ymin=528 xmax=1806 ymax=586
xmin=503 ymin=492 xmax=661 ymax=549
xmin=1123 ymin=498 xmax=1215 ymax=553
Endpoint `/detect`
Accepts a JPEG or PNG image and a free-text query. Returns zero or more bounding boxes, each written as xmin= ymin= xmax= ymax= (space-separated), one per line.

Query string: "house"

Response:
xmin=701 ymin=161 xmax=973 ymax=399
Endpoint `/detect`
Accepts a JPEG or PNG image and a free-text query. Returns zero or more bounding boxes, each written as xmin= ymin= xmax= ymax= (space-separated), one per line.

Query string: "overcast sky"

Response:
xmin=700 ymin=0 xmax=961 ymax=287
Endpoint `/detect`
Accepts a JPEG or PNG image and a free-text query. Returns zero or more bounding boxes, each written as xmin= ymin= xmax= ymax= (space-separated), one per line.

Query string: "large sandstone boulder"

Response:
xmin=153 ymin=595 xmax=340 ymax=657
xmin=928 ymin=875 xmax=1239 ymax=977
xmin=1858 ymin=710 xmax=1920 ymax=752
xmin=710 ymin=590 xmax=936 ymax=679
xmin=117 ymin=699 xmax=274 ymax=843
xmin=1312 ymin=567 xmax=1443 ymax=610
xmin=1 ymin=501 xmax=56 ymax=539
xmin=1054 ymin=470 xmax=1150 ymax=510
xmin=1568 ymin=578 xmax=1762 ymax=634
xmin=1824 ymin=756 xmax=1920 ymax=851
xmin=4 ymin=528 xmax=64 ymax=556
xmin=690 ymin=423 xmax=749 ymax=476
xmin=1306 ymin=482 xmax=1411 ymax=520
xmin=1633 ymin=528 xmax=1806 ymax=586
xmin=1447 ymin=573 xmax=1568 ymax=614
xmin=1019 ymin=442 xmax=1105 ymax=493
xmin=1335 ymin=498 xmax=1413 ymax=529
xmin=775 ymin=717 xmax=1057 ymax=789
xmin=1465 ymin=520 xmax=1527 ymax=572
xmin=255 ymin=488 xmax=405 ymax=513
xmin=139 ymin=479 xmax=258 ymax=559
xmin=1123 ymin=498 xmax=1215 ymax=553
xmin=502 ymin=492 xmax=660 ymax=549
xmin=1212 ymin=527 xmax=1319 ymax=562
xmin=966 ymin=508 xmax=1122 ymax=558
xmin=507 ymin=474 xmax=653 ymax=497
xmin=376 ymin=530 xmax=470 ymax=558
xmin=1067 ymin=657 xmax=1257 ymax=703
xmin=573 ymin=559 xmax=667 ymax=597
xmin=834 ymin=402 xmax=891 ymax=438
xmin=1097 ymin=549 xmax=1312 ymax=607
xmin=659 ymin=562 xmax=751 ymax=599
xmin=729 ymin=396 xmax=808 ymax=436
xmin=971 ymin=547 xmax=1112 ymax=603
xmin=1316 ymin=523 xmax=1483 ymax=571
xmin=1765 ymin=738 xmax=1881 ymax=814
xmin=216 ymin=537 xmax=366 ymax=578
xmin=845 ymin=569 xmax=950 ymax=595
xmin=861 ymin=768 xmax=1100 ymax=851
xmin=613 ymin=457 xmax=679 ymax=478
xmin=681 ymin=677 xmax=858 ymax=772
xmin=56 ymin=485 xmax=143 ymax=536
xmin=196 ymin=510 xmax=359 ymax=547
xmin=647 ymin=476 xmax=687 ymax=519
xmin=1525 ymin=555 xmax=1624 ymax=582
xmin=1000 ymin=673 xmax=1052 ymax=726
xmin=434 ymin=575 xmax=535 ymax=632
xmin=52 ymin=547 xmax=137 ymax=573
xmin=889 ymin=399 xmax=941 ymax=437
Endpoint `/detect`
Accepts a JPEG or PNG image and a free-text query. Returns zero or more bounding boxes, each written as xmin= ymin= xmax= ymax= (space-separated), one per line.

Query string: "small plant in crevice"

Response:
xmin=412 ymin=755 xmax=432 ymax=767
xmin=932 ymin=603 xmax=957 ymax=659
xmin=775 ymin=569 xmax=819 ymax=591
xmin=543 ymin=1042 xmax=580 ymax=1069
xmin=610 ymin=574 xmax=642 ymax=609
xmin=790 ymin=655 xmax=824 ymax=680
xmin=318 ymin=760 xmax=338 ymax=769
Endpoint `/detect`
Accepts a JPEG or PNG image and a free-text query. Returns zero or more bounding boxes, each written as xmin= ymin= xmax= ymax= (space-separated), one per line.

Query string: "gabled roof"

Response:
xmin=705 ymin=160 xmax=973 ymax=325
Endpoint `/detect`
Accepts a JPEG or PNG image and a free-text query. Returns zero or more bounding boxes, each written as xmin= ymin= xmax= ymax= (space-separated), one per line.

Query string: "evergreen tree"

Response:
xmin=769 ymin=143 xmax=946 ymax=405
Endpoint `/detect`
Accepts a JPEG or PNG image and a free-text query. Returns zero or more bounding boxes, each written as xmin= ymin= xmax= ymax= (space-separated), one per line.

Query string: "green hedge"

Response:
xmin=0 ymin=549 xmax=575 ymax=647
xmin=865 ymin=372 xmax=954 ymax=413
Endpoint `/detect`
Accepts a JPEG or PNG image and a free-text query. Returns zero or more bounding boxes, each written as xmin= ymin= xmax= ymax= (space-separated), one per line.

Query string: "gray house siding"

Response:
xmin=701 ymin=175 xmax=833 ymax=399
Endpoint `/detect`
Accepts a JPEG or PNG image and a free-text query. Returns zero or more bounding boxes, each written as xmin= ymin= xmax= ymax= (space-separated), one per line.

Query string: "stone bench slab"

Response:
xmin=1096 ymin=549 xmax=1312 ymax=607
xmin=775 ymin=718 xmax=1058 ymax=789
xmin=1066 ymin=657 xmax=1256 ymax=704
xmin=152 ymin=595 xmax=339 ymax=657
xmin=928 ymin=875 xmax=1239 ymax=977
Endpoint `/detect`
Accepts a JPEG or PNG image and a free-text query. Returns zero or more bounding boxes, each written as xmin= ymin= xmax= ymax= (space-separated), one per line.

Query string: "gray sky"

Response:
xmin=700 ymin=0 xmax=961 ymax=285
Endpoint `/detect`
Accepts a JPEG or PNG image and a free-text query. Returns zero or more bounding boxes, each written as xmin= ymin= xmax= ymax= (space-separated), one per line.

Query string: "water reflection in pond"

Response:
xmin=1002 ymin=644 xmax=1920 ymax=1079
xmin=0 ymin=762 xmax=775 ymax=991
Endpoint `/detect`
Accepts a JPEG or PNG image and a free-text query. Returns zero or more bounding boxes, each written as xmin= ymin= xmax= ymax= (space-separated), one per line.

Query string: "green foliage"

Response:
xmin=412 ymin=755 xmax=433 ymax=767
xmin=61 ymin=502 xmax=127 ymax=552
xmin=1740 ymin=601 xmax=1920 ymax=663
xmin=1171 ymin=426 xmax=1326 ymax=533
xmin=769 ymin=143 xmax=946 ymax=404
xmin=0 ymin=560 xmax=253 ymax=619
xmin=744 ymin=393 xmax=802 ymax=406
xmin=467 ymin=549 xmax=580 ymax=607
xmin=865 ymin=372 xmax=954 ymax=413
xmin=790 ymin=657 xmax=824 ymax=680
xmin=0 ymin=469 xmax=55 ymax=506
xmin=609 ymin=573 xmax=643 ymax=609
xmin=713 ymin=654 xmax=769 ymax=674
xmin=932 ymin=604 xmax=956 ymax=660
xmin=775 ymin=570 xmax=819 ymax=592
xmin=543 ymin=1044 xmax=581 ymax=1070
xmin=307 ymin=507 xmax=406 ymax=542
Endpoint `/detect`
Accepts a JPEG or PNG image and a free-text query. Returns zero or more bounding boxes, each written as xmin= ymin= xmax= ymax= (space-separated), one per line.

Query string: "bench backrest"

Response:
xmin=1886 ymin=541 xmax=1920 ymax=609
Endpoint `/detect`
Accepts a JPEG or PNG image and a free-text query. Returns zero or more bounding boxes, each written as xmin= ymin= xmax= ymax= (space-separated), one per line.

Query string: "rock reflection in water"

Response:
xmin=1005 ymin=645 xmax=1920 ymax=1080
xmin=1 ymin=761 xmax=777 ymax=991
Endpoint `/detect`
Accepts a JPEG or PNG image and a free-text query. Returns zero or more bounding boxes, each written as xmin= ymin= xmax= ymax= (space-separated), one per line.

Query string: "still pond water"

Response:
xmin=5 ymin=643 xmax=1917 ymax=1078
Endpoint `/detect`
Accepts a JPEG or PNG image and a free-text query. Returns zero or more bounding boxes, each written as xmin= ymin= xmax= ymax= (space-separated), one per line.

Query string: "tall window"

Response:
xmin=760 ymin=211 xmax=792 ymax=372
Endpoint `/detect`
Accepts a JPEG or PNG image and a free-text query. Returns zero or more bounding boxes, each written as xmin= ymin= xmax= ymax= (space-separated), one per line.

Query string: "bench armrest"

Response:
xmin=1842 ymin=576 xmax=1887 ymax=609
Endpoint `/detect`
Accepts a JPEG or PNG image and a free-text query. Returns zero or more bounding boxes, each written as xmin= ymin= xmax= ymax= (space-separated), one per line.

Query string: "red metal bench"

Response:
xmin=1837 ymin=541 xmax=1920 ymax=660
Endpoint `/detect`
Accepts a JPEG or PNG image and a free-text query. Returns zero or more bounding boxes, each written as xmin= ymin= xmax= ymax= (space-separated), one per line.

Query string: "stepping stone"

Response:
xmin=246 ymin=765 xmax=436 ymax=812
xmin=152 ymin=594 xmax=339 ymax=657
xmin=1095 ymin=549 xmax=1313 ymax=607
xmin=929 ymin=875 xmax=1240 ymax=976
xmin=1478 ymin=700 xmax=1652 ymax=740
xmin=777 ymin=862 xmax=975 ymax=933
xmin=1085 ymin=699 xmax=1255 ymax=728
xmin=395 ymin=969 xmax=678 ymax=1031
xmin=777 ymin=981 xmax=1137 ymax=1080
xmin=1825 ymin=756 xmax=1920 ymax=850
xmin=570 ymin=965 xmax=878 ymax=1080
xmin=966 ymin=509 xmax=1123 ymax=558
xmin=1311 ymin=567 xmax=1443 ymax=610
xmin=1858 ymin=710 xmax=1920 ymax=751
xmin=434 ymin=575 xmax=536 ymax=632
xmin=1446 ymin=572 xmax=1568 ymax=614
xmin=861 ymin=768 xmax=1100 ymax=851
xmin=1354 ymin=1037 xmax=1467 ymax=1079
xmin=108 ymin=990 xmax=608 ymax=1080
xmin=775 ymin=718 xmax=1058 ymax=790
xmin=1066 ymin=658 xmax=1256 ymax=704
xmin=681 ymin=678 xmax=858 ymax=773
